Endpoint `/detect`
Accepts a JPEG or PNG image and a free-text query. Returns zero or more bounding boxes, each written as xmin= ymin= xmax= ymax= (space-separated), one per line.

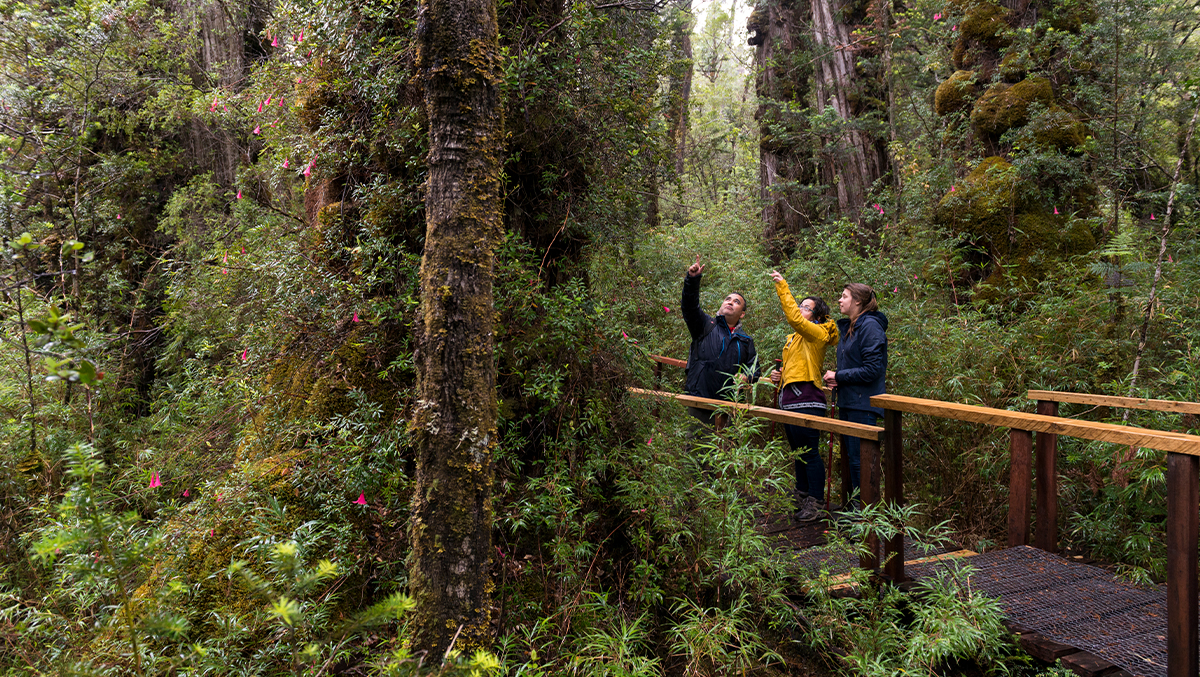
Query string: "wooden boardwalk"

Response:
xmin=636 ymin=366 xmax=1200 ymax=676
xmin=771 ymin=515 xmax=1172 ymax=677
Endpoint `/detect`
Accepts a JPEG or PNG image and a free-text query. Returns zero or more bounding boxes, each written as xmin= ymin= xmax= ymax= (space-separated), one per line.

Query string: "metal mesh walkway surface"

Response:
xmin=920 ymin=546 xmax=1172 ymax=677
xmin=770 ymin=516 xmax=1178 ymax=677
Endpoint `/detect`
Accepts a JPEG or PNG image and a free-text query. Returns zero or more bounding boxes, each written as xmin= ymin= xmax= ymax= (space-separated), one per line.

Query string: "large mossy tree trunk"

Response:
xmin=410 ymin=0 xmax=503 ymax=657
xmin=811 ymin=0 xmax=890 ymax=221
xmin=750 ymin=0 xmax=817 ymax=257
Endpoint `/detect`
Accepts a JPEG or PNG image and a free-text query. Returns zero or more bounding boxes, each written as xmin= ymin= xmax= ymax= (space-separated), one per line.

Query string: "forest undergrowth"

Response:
xmin=1 ymin=0 xmax=1199 ymax=674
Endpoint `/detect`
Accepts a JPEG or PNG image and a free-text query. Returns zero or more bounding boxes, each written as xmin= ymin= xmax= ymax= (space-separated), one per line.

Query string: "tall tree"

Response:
xmin=410 ymin=0 xmax=504 ymax=656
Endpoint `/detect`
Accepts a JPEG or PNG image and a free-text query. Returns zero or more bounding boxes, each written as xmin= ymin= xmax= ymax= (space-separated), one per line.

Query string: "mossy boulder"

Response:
xmin=1028 ymin=106 xmax=1086 ymax=150
xmin=934 ymin=70 xmax=978 ymax=116
xmin=1046 ymin=0 xmax=1097 ymax=32
xmin=971 ymin=76 xmax=1053 ymax=138
xmin=296 ymin=61 xmax=342 ymax=134
xmin=998 ymin=51 xmax=1028 ymax=82
xmin=952 ymin=2 xmax=1011 ymax=69
xmin=936 ymin=156 xmax=1021 ymax=245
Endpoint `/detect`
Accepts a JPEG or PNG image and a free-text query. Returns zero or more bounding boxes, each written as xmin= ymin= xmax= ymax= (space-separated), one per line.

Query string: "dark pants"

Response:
xmin=784 ymin=424 xmax=823 ymax=501
xmin=840 ymin=408 xmax=879 ymax=498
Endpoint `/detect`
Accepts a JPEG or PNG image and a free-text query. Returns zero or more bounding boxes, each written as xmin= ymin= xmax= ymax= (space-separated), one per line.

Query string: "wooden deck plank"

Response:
xmin=1027 ymin=390 xmax=1200 ymax=415
xmin=628 ymin=387 xmax=882 ymax=439
xmin=870 ymin=394 xmax=1200 ymax=455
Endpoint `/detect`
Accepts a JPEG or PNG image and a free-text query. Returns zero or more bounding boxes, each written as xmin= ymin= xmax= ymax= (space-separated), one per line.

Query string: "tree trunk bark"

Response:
xmin=751 ymin=0 xmax=817 ymax=258
xmin=410 ymin=0 xmax=504 ymax=658
xmin=667 ymin=0 xmax=694 ymax=178
xmin=810 ymin=0 xmax=889 ymax=220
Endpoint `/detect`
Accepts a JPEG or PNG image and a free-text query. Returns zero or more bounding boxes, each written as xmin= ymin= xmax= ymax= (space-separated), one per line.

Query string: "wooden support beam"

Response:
xmin=1167 ymin=452 xmax=1198 ymax=677
xmin=840 ymin=435 xmax=851 ymax=506
xmin=859 ymin=438 xmax=880 ymax=572
xmin=629 ymin=388 xmax=882 ymax=439
xmin=870 ymin=394 xmax=1200 ymax=455
xmin=883 ymin=409 xmax=904 ymax=583
xmin=1035 ymin=401 xmax=1058 ymax=553
xmin=1028 ymin=389 xmax=1200 ymax=415
xmin=1008 ymin=429 xmax=1032 ymax=547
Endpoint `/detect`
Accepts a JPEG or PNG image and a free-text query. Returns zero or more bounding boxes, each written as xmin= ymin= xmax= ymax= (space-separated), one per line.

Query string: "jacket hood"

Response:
xmin=838 ymin=310 xmax=888 ymax=332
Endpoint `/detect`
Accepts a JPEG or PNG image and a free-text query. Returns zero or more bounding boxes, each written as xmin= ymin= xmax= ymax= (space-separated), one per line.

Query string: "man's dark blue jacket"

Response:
xmin=681 ymin=273 xmax=759 ymax=400
xmin=834 ymin=310 xmax=888 ymax=416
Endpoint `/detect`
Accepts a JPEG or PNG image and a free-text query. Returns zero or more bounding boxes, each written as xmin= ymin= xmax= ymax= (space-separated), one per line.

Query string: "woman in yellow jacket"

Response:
xmin=767 ymin=271 xmax=839 ymax=522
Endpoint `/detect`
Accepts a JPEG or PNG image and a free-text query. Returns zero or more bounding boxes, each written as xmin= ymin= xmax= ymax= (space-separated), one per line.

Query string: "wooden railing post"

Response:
xmin=1167 ymin=451 xmax=1199 ymax=677
xmin=883 ymin=409 xmax=904 ymax=582
xmin=1035 ymin=400 xmax=1058 ymax=552
xmin=1008 ymin=429 xmax=1033 ymax=547
xmin=840 ymin=435 xmax=851 ymax=507
xmin=859 ymin=438 xmax=881 ymax=571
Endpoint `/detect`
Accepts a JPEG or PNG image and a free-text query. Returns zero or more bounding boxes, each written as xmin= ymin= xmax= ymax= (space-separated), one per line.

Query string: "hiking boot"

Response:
xmin=795 ymin=495 xmax=823 ymax=523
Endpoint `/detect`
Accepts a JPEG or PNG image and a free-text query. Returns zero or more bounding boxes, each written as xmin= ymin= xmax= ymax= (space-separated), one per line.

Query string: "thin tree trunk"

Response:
xmin=1125 ymin=100 xmax=1200 ymax=406
xmin=410 ymin=0 xmax=504 ymax=657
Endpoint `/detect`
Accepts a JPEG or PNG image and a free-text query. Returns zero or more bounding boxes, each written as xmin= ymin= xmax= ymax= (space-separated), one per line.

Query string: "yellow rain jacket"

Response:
xmin=774 ymin=279 xmax=839 ymax=388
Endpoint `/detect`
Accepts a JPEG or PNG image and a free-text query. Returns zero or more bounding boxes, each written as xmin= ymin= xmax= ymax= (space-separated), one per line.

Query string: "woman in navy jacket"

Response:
xmin=823 ymin=283 xmax=888 ymax=502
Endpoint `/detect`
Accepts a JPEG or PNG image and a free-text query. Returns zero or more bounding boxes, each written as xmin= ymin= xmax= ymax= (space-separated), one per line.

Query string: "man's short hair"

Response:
xmin=730 ymin=291 xmax=748 ymax=311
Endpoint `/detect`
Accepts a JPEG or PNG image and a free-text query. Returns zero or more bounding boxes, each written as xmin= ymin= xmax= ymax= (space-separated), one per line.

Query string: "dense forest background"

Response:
xmin=1 ymin=0 xmax=1198 ymax=673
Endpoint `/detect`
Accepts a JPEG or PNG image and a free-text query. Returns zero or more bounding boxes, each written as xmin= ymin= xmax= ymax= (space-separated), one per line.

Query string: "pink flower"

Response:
xmin=647 ymin=438 xmax=653 ymax=445
xmin=241 ymin=349 xmax=248 ymax=361
xmin=149 ymin=471 xmax=162 ymax=489
xmin=216 ymin=493 xmax=223 ymax=503
xmin=352 ymin=311 xmax=360 ymax=322
xmin=253 ymin=125 xmax=260 ymax=134
xmin=117 ymin=213 xmax=122 ymax=219
xmin=893 ymin=286 xmax=898 ymax=293
xmin=283 ymin=158 xmax=289 ymax=169
xmin=209 ymin=96 xmax=218 ymax=111
xmin=221 ymin=268 xmax=227 ymax=275
xmin=933 ymin=12 xmax=942 ymax=20
xmin=1168 ymin=254 xmax=1174 ymax=263
xmin=241 ymin=246 xmax=245 ymax=254
xmin=237 ymin=189 xmax=243 ymax=199
xmin=354 ymin=493 xmax=367 ymax=505
xmin=296 ymin=77 xmax=303 ymax=84
xmin=183 ymin=489 xmax=189 ymax=497
xmin=1053 ymin=206 xmax=1059 ymax=215
xmin=278 ymin=97 xmax=284 ymax=107
xmin=271 ymin=35 xmax=278 ymax=47
xmin=950 ymin=185 xmax=956 ymax=192
xmin=299 ymin=30 xmax=304 ymax=41
xmin=266 ymin=96 xmax=273 ymax=106
xmin=1150 ymin=213 xmax=1156 ymax=220
xmin=663 ymin=306 xmax=670 ymax=313
xmin=622 ymin=331 xmax=629 ymax=338
xmin=209 ymin=528 xmax=215 ymax=536
xmin=222 ymin=252 xmax=227 ymax=263
xmin=951 ymin=24 xmax=957 ymax=30
xmin=256 ymin=101 xmax=263 ymax=113
xmin=292 ymin=33 xmax=297 ymax=41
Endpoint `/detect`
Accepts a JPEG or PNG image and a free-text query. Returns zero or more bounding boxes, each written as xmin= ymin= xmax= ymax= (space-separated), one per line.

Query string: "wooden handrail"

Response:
xmin=1027 ymin=389 xmax=1200 ymax=415
xmin=871 ymin=394 xmax=1200 ymax=455
xmin=628 ymin=388 xmax=882 ymax=440
xmin=650 ymin=354 xmax=688 ymax=369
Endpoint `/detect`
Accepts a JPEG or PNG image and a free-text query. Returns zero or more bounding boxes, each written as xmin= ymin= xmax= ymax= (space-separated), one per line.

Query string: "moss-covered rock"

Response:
xmin=1029 ymin=106 xmax=1086 ymax=150
xmin=1046 ymin=0 xmax=1097 ymax=33
xmin=952 ymin=2 xmax=1011 ymax=69
xmin=998 ymin=51 xmax=1028 ymax=82
xmin=971 ymin=76 xmax=1053 ymax=137
xmin=934 ymin=70 xmax=978 ymax=116
xmin=935 ymin=156 xmax=1020 ymax=245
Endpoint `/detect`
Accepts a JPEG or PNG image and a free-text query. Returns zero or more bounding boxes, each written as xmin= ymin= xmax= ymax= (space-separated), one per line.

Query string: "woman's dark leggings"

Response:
xmin=784 ymin=424 xmax=823 ymax=501
xmin=840 ymin=408 xmax=880 ymax=498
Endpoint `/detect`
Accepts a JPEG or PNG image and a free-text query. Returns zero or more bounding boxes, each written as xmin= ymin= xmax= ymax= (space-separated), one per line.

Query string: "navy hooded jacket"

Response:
xmin=834 ymin=310 xmax=888 ymax=416
xmin=681 ymin=273 xmax=759 ymax=400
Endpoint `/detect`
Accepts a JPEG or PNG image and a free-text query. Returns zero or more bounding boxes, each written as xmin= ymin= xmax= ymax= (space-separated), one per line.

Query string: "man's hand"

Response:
xmin=768 ymin=368 xmax=781 ymax=385
xmin=687 ymin=254 xmax=705 ymax=277
xmin=769 ymin=270 xmax=784 ymax=283
xmin=823 ymin=370 xmax=838 ymax=388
